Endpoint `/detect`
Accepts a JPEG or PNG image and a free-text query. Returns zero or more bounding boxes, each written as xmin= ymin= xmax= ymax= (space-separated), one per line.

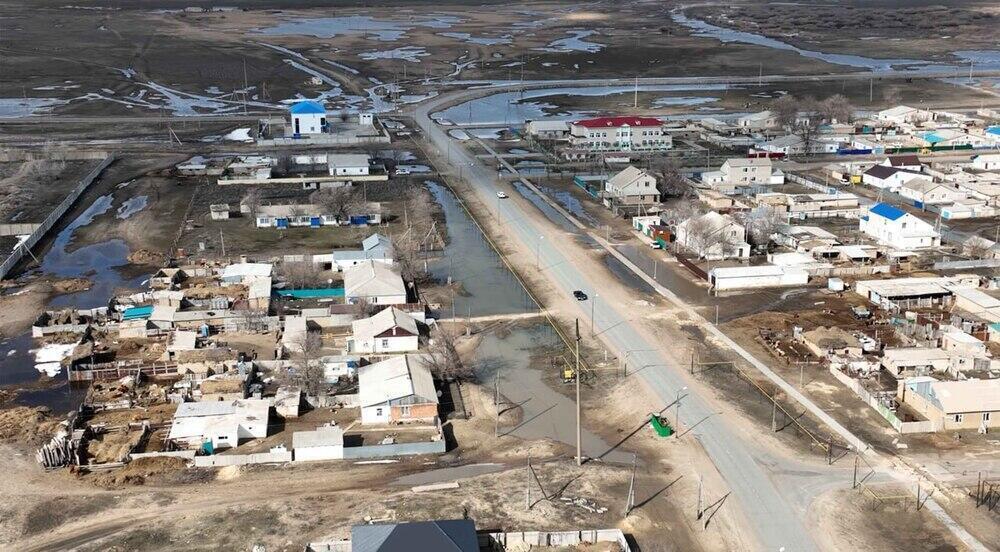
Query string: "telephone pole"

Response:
xmin=575 ymin=318 xmax=582 ymax=466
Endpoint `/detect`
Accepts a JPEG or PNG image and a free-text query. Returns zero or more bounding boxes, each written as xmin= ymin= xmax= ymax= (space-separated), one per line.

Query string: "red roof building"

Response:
xmin=574 ymin=116 xmax=664 ymax=128
xmin=567 ymin=115 xmax=672 ymax=154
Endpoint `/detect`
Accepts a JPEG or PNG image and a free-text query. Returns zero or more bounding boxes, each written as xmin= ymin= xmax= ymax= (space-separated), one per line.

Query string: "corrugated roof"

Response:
xmin=351 ymin=306 xmax=418 ymax=341
xmin=575 ymin=116 xmax=662 ymax=128
xmin=351 ymin=520 xmax=478 ymax=552
xmin=869 ymin=202 xmax=905 ymax=221
xmin=357 ymin=355 xmax=437 ymax=408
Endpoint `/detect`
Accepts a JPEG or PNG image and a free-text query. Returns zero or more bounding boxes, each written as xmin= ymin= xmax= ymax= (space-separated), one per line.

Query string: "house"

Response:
xmin=940 ymin=326 xmax=988 ymax=357
xmin=567 ymin=116 xmax=672 ymax=152
xmin=701 ymin=158 xmax=783 ymax=194
xmin=880 ymin=348 xmax=952 ymax=378
xmin=349 ymin=520 xmax=479 ymax=552
xmin=603 ymin=165 xmax=658 ymax=213
xmin=254 ymin=202 xmax=382 ymax=229
xmin=292 ymin=424 xmax=344 ymax=462
xmin=880 ymin=155 xmax=923 ymax=172
xmin=898 ymin=377 xmax=1000 ymax=431
xmin=674 ymin=212 xmax=750 ymax=260
xmin=350 ymin=306 xmax=419 ymax=354
xmin=358 ymin=355 xmax=438 ymax=425
xmin=289 ymin=100 xmax=327 ymax=135
xmin=971 ymin=153 xmax=1000 ymax=171
xmin=327 ymin=153 xmax=371 ymax=176
xmin=918 ymin=128 xmax=995 ymax=149
xmin=525 ymin=119 xmax=571 ymax=140
xmin=344 ymin=261 xmax=407 ymax=305
xmin=897 ymin=180 xmax=966 ymax=206
xmin=854 ymin=275 xmax=980 ymax=308
xmin=167 ymin=399 xmax=270 ymax=451
xmin=709 ymin=265 xmax=809 ymax=290
xmin=736 ymin=110 xmax=777 ymax=131
xmin=952 ymin=288 xmax=1000 ymax=323
xmin=757 ymin=192 xmax=860 ymax=220
xmin=861 ymin=165 xmax=931 ymax=190
xmin=221 ymin=263 xmax=272 ymax=285
xmin=755 ymin=134 xmax=805 ymax=156
xmin=876 ymin=105 xmax=935 ymax=125
xmin=858 ymin=203 xmax=940 ymax=249
xmin=330 ymin=233 xmax=394 ymax=271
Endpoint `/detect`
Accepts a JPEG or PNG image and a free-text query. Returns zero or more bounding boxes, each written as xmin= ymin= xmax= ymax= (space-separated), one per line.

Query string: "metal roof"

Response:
xmin=351 ymin=519 xmax=478 ymax=552
xmin=289 ymin=100 xmax=326 ymax=114
xmin=869 ymin=202 xmax=905 ymax=221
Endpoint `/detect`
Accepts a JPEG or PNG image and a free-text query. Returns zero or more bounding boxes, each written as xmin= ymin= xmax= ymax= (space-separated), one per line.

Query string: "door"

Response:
xmin=276 ymin=218 xmax=288 ymax=229
xmin=310 ymin=217 xmax=321 ymax=228
xmin=294 ymin=117 xmax=300 ymax=135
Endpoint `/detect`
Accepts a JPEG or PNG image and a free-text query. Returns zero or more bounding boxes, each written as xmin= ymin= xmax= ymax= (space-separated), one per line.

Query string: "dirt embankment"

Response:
xmin=0 ymin=407 xmax=60 ymax=445
xmin=0 ymin=277 xmax=94 ymax=337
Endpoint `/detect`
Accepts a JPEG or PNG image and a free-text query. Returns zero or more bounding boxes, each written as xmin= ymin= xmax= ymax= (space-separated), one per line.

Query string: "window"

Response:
xmin=985 ymin=412 xmax=992 ymax=422
xmin=400 ymin=405 xmax=411 ymax=417
xmin=954 ymin=413 xmax=964 ymax=423
xmin=376 ymin=407 xmax=383 ymax=416
xmin=381 ymin=338 xmax=389 ymax=348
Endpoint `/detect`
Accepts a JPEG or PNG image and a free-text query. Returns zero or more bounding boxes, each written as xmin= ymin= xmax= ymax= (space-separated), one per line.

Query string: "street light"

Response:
xmin=621 ymin=348 xmax=655 ymax=377
xmin=675 ymin=386 xmax=688 ymax=438
xmin=590 ymin=293 xmax=599 ymax=335
xmin=536 ymin=235 xmax=544 ymax=268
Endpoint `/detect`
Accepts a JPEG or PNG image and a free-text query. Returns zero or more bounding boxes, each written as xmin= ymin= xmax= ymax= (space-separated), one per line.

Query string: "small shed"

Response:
xmin=210 ymin=204 xmax=231 ymax=220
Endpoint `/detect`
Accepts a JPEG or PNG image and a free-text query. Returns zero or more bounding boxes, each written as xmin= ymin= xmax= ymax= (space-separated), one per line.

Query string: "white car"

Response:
xmin=496 ymin=191 xmax=508 ymax=199
xmin=395 ymin=167 xmax=411 ymax=175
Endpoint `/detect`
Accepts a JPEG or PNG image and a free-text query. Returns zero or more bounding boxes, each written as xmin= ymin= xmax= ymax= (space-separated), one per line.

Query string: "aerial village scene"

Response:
xmin=0 ymin=0 xmax=999 ymax=551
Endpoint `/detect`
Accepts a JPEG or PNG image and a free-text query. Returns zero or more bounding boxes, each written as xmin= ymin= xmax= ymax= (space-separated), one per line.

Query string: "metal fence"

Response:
xmin=0 ymin=156 xmax=114 ymax=280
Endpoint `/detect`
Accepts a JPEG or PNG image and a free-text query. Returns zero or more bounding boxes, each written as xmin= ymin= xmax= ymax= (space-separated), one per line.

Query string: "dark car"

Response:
xmin=573 ymin=290 xmax=588 ymax=301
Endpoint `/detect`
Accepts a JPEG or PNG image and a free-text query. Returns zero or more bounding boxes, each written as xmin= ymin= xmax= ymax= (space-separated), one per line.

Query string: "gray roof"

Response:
xmin=332 ymin=233 xmax=394 ymax=263
xmin=351 ymin=520 xmax=478 ymax=552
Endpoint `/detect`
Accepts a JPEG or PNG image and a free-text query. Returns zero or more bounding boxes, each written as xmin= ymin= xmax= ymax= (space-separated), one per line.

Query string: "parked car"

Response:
xmin=573 ymin=290 xmax=588 ymax=301
xmin=395 ymin=167 xmax=411 ymax=175
xmin=496 ymin=191 xmax=508 ymax=199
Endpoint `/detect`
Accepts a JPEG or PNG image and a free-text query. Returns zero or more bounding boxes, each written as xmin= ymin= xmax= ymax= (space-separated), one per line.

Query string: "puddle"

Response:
xmin=439 ymin=32 xmax=512 ymax=46
xmin=432 ymin=84 xmax=728 ymax=126
xmin=474 ymin=324 xmax=633 ymax=463
xmin=425 ymin=181 xmax=535 ymax=317
xmin=359 ymin=46 xmax=430 ymax=63
xmin=255 ymin=15 xmax=462 ymax=41
xmin=392 ymin=463 xmax=507 ymax=486
xmin=116 ymin=195 xmax=148 ymax=220
xmin=510 ymin=182 xmax=578 ymax=233
xmin=0 ymin=98 xmax=69 ymax=118
xmin=540 ymin=186 xmax=598 ymax=226
xmin=603 ymin=255 xmax=655 ymax=294
xmin=396 ymin=164 xmax=431 ymax=173
xmin=512 ymin=160 xmax=547 ymax=176
xmin=651 ymin=96 xmax=719 ymax=108
xmin=535 ymin=29 xmax=604 ymax=53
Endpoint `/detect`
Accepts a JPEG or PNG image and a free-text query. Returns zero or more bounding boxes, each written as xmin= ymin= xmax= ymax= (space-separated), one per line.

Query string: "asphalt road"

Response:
xmin=411 ymin=92 xmax=820 ymax=551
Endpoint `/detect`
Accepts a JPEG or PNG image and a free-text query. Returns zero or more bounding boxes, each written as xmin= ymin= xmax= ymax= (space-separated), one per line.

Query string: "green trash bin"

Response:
xmin=650 ymin=414 xmax=674 ymax=437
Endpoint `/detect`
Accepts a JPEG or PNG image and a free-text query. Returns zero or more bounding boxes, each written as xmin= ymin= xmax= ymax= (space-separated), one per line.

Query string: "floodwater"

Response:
xmin=255 ymin=15 xmax=462 ymax=41
xmin=651 ymin=96 xmax=720 ymax=108
xmin=671 ymin=10 xmax=1000 ymax=73
xmin=359 ymin=46 xmax=429 ymax=63
xmin=425 ymin=181 xmax=535 ymax=317
xmin=474 ymin=324 xmax=633 ymax=464
xmin=535 ymin=29 xmax=604 ymax=53
xmin=116 ymin=195 xmax=148 ymax=220
xmin=510 ymin=182 xmax=578 ymax=233
xmin=539 ymin=186 xmax=597 ymax=226
xmin=431 ymin=84 xmax=728 ymax=126
xmin=0 ymin=193 xmax=147 ymax=412
xmin=0 ymin=98 xmax=68 ymax=117
xmin=439 ymin=32 xmax=512 ymax=46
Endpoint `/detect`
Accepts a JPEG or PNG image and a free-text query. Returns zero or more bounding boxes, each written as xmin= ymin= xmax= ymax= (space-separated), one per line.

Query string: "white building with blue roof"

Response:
xmin=289 ymin=100 xmax=327 ymax=135
xmin=859 ymin=203 xmax=940 ymax=250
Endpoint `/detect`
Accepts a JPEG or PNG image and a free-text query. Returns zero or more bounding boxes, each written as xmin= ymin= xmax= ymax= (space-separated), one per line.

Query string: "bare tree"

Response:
xmin=310 ymin=186 xmax=363 ymax=223
xmin=819 ymin=94 xmax=855 ymax=124
xmin=963 ymin=236 xmax=996 ymax=259
xmin=882 ymin=86 xmax=902 ymax=107
xmin=280 ymin=261 xmax=321 ymax=289
xmin=241 ymin=187 xmax=263 ymax=219
xmin=650 ymin=158 xmax=690 ymax=198
xmin=771 ymin=94 xmax=800 ymax=129
xmin=422 ymin=325 xmax=474 ymax=382
xmin=285 ymin=331 xmax=327 ymax=397
xmin=682 ymin=215 xmax=743 ymax=259
xmin=736 ymin=205 xmax=784 ymax=251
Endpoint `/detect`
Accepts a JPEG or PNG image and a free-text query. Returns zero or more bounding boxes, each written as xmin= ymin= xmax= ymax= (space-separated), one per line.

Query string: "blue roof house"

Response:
xmin=859 ymin=202 xmax=940 ymax=250
xmin=289 ymin=100 xmax=327 ymax=135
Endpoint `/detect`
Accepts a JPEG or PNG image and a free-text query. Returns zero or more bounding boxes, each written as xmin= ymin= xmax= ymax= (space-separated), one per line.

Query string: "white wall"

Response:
xmin=294 ymin=445 xmax=344 ymax=462
xmin=352 ymin=334 xmax=419 ymax=354
xmin=293 ymin=113 xmax=325 ymax=135
xmin=362 ymin=403 xmax=390 ymax=424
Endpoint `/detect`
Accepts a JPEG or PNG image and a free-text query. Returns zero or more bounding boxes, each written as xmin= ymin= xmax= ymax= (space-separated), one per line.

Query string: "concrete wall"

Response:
xmin=294 ymin=445 xmax=344 ymax=462
xmin=0 ymin=156 xmax=114 ymax=280
xmin=192 ymin=450 xmax=292 ymax=467
xmin=480 ymin=529 xmax=632 ymax=551
xmin=341 ymin=439 xmax=445 ymax=459
xmin=0 ymin=150 xmax=110 ymax=162
xmin=129 ymin=450 xmax=197 ymax=461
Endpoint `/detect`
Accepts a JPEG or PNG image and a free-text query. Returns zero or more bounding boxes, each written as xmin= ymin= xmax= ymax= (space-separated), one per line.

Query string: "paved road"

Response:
xmin=411 ymin=91 xmax=821 ymax=551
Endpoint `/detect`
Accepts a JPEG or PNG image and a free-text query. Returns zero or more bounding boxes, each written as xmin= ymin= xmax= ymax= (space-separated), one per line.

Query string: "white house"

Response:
xmin=327 ymin=154 xmax=371 ymax=176
xmin=858 ymin=203 xmax=940 ymax=249
xmin=167 ymin=399 xmax=270 ymax=451
xmin=880 ymin=347 xmax=952 ymax=378
xmin=358 ymin=355 xmax=438 ymax=425
xmin=952 ymin=288 xmax=1000 ymax=323
xmin=289 ymin=100 xmax=327 ymax=135
xmin=919 ymin=128 xmax=995 ymax=149
xmin=861 ymin=165 xmax=932 ymax=190
xmin=674 ymin=211 xmax=750 ymax=260
xmin=702 ymin=158 xmax=783 ymax=194
xmin=603 ymin=165 xmax=658 ymax=211
xmin=525 ymin=119 xmax=571 ymax=140
xmin=344 ymin=261 xmax=407 ymax=305
xmin=898 ymin=180 xmax=966 ymax=206
xmin=879 ymin=154 xmax=923 ymax=172
xmin=876 ymin=105 xmax=935 ymax=125
xmin=568 ymin=116 xmax=672 ymax=152
xmin=736 ymin=111 xmax=777 ymax=131
xmin=330 ymin=233 xmax=394 ymax=271
xmin=292 ymin=424 xmax=344 ymax=462
xmin=972 ymin=153 xmax=1000 ymax=171
xmin=350 ymin=306 xmax=420 ymax=354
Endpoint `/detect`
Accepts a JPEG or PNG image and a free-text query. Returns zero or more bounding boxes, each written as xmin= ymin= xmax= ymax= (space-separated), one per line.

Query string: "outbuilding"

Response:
xmin=708 ymin=265 xmax=809 ymax=290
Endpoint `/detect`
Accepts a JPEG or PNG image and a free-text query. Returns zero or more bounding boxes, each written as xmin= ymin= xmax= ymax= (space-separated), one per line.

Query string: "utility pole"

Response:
xmin=575 ymin=318 xmax=582 ymax=466
xmin=220 ymin=230 xmax=226 ymax=258
xmin=633 ymin=76 xmax=638 ymax=109
xmin=675 ymin=386 xmax=687 ymax=438
xmin=525 ymin=454 xmax=531 ymax=510
xmin=624 ymin=453 xmax=637 ymax=516
xmin=696 ymin=473 xmax=703 ymax=519
xmin=590 ymin=294 xmax=598 ymax=335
